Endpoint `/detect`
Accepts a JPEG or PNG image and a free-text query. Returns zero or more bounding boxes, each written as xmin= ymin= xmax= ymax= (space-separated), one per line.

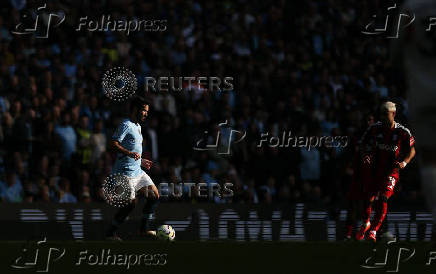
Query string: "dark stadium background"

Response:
xmin=0 ymin=0 xmax=433 ymax=274
xmin=0 ymin=0 xmax=423 ymax=208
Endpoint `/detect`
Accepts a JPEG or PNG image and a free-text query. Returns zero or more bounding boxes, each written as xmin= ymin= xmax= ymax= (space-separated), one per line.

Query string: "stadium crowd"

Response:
xmin=0 ymin=0 xmax=424 ymax=208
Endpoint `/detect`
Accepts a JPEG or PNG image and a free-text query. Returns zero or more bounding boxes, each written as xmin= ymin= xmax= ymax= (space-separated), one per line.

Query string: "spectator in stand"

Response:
xmin=0 ymin=171 xmax=22 ymax=202
xmin=54 ymin=111 xmax=77 ymax=161
xmin=90 ymin=119 xmax=107 ymax=164
xmin=58 ymin=179 xmax=77 ymax=203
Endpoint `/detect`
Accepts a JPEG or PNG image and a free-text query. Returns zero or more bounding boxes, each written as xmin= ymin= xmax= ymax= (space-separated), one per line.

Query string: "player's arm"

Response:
xmin=111 ymin=122 xmax=140 ymax=160
xmin=398 ymin=131 xmax=416 ymax=169
xmin=141 ymin=158 xmax=153 ymax=170
xmin=397 ymin=146 xmax=416 ymax=169
xmin=110 ymin=140 xmax=140 ymax=160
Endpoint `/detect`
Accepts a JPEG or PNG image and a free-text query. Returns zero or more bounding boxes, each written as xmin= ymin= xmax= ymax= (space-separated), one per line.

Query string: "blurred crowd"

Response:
xmin=0 ymin=0 xmax=424 ymax=207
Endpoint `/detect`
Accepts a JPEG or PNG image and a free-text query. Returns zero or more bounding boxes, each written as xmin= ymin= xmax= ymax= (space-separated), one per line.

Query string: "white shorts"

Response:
xmin=127 ymin=170 xmax=155 ymax=200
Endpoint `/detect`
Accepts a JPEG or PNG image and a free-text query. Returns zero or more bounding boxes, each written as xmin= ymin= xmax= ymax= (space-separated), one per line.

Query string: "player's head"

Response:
xmin=130 ymin=96 xmax=150 ymax=122
xmin=380 ymin=101 xmax=396 ymax=125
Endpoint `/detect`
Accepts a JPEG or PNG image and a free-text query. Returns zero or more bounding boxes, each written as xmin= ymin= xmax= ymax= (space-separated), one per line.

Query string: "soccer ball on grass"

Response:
xmin=156 ymin=225 xmax=175 ymax=241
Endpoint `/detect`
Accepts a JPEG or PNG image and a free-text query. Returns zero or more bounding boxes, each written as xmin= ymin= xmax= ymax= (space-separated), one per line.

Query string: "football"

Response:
xmin=157 ymin=225 xmax=176 ymax=241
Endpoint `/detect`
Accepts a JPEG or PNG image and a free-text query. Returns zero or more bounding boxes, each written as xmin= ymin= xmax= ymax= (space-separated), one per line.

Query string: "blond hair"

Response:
xmin=381 ymin=101 xmax=396 ymax=113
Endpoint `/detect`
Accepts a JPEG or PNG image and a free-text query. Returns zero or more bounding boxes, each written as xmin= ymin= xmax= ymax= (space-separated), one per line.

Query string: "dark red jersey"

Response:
xmin=360 ymin=121 xmax=415 ymax=179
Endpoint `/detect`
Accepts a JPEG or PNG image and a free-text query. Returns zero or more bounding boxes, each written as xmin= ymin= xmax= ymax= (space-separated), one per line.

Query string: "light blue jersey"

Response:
xmin=112 ymin=119 xmax=143 ymax=177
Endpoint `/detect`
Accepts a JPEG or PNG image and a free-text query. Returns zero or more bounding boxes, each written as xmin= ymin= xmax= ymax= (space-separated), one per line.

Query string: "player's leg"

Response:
xmin=140 ymin=184 xmax=160 ymax=236
xmin=368 ymin=175 xmax=397 ymax=242
xmin=368 ymin=194 xmax=389 ymax=242
xmin=374 ymin=199 xmax=396 ymax=242
xmin=106 ymin=175 xmax=140 ymax=240
xmin=136 ymin=171 xmax=160 ymax=237
xmin=356 ymin=196 xmax=374 ymax=240
xmin=106 ymin=199 xmax=136 ymax=240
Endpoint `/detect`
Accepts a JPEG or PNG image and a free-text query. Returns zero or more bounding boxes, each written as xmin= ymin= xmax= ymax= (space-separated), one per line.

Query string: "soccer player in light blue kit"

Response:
xmin=106 ymin=96 xmax=160 ymax=241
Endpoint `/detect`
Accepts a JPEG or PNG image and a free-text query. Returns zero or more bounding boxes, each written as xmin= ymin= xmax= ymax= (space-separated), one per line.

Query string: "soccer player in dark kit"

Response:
xmin=355 ymin=102 xmax=416 ymax=242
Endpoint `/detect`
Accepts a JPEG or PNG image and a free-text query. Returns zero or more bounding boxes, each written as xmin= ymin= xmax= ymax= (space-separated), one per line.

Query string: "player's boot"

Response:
xmin=380 ymin=231 xmax=396 ymax=242
xmin=140 ymin=230 xmax=157 ymax=240
xmin=368 ymin=230 xmax=377 ymax=242
xmin=344 ymin=225 xmax=353 ymax=241
xmin=146 ymin=230 xmax=157 ymax=237
xmin=355 ymin=221 xmax=371 ymax=241
xmin=106 ymin=233 xmax=123 ymax=242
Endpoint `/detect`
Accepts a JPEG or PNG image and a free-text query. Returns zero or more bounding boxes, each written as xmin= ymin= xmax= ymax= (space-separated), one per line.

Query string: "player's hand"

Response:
xmin=141 ymin=159 xmax=153 ymax=170
xmin=363 ymin=155 xmax=371 ymax=164
xmin=129 ymin=152 xmax=141 ymax=161
xmin=397 ymin=161 xmax=407 ymax=169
